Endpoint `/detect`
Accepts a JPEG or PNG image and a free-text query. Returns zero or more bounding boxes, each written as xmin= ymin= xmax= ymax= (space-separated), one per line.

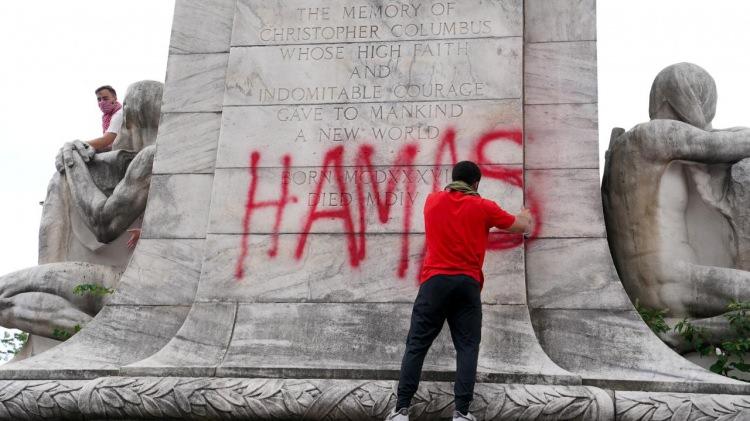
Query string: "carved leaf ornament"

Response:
xmin=617 ymin=392 xmax=750 ymax=421
xmin=0 ymin=378 xmax=609 ymax=420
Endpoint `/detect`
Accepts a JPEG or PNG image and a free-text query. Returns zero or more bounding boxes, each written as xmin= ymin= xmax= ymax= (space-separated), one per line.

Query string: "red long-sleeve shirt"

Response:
xmin=420 ymin=191 xmax=516 ymax=288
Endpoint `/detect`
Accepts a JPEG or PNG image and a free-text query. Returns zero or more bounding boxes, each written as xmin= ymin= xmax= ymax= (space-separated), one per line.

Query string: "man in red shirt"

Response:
xmin=386 ymin=161 xmax=532 ymax=421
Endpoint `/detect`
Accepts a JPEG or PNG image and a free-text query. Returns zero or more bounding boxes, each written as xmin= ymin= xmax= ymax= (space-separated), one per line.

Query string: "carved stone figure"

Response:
xmin=602 ymin=62 xmax=750 ymax=347
xmin=0 ymin=80 xmax=162 ymax=344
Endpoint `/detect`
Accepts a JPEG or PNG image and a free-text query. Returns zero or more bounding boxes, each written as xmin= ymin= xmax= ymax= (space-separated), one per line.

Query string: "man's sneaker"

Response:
xmin=385 ymin=407 xmax=409 ymax=421
xmin=453 ymin=410 xmax=477 ymax=421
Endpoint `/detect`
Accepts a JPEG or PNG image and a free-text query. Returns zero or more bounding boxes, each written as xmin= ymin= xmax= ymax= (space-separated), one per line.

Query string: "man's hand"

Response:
xmin=507 ymin=207 xmax=533 ymax=234
xmin=55 ymin=140 xmax=96 ymax=173
xmin=126 ymin=228 xmax=141 ymax=249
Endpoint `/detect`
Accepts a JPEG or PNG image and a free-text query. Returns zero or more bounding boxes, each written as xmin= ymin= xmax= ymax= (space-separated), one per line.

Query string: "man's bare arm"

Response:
xmin=505 ymin=208 xmax=532 ymax=234
xmin=87 ymin=132 xmax=117 ymax=152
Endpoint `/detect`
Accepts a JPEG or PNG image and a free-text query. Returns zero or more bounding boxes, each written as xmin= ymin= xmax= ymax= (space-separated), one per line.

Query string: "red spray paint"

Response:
xmin=235 ymin=126 xmax=542 ymax=281
xmin=294 ymin=145 xmax=360 ymax=268
xmin=235 ymin=152 xmax=297 ymax=280
xmin=354 ymin=144 xmax=418 ymax=277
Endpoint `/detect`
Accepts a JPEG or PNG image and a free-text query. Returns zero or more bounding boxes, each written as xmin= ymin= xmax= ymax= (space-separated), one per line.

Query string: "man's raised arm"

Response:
xmin=506 ymin=208 xmax=532 ymax=234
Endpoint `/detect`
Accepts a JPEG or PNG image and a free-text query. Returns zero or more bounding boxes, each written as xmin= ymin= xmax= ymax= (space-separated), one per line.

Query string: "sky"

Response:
xmin=0 ymin=1 xmax=749 ymax=276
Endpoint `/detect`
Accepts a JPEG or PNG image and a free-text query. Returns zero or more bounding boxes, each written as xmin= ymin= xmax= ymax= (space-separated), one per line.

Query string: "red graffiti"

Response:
xmin=234 ymin=127 xmax=541 ymax=281
xmin=294 ymin=146 xmax=360 ymax=268
xmin=473 ymin=129 xmax=530 ymax=250
xmin=235 ymin=152 xmax=297 ymax=280
xmin=354 ymin=144 xmax=418 ymax=277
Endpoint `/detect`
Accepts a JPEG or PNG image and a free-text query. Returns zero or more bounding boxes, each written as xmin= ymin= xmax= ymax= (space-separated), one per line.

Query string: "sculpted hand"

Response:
xmin=55 ymin=140 xmax=95 ymax=173
xmin=60 ymin=142 xmax=77 ymax=170
xmin=71 ymin=140 xmax=96 ymax=163
xmin=55 ymin=145 xmax=66 ymax=173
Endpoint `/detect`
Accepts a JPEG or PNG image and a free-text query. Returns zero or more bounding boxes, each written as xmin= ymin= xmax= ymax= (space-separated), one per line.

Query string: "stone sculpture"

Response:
xmin=0 ymin=80 xmax=162 ymax=343
xmin=602 ymin=62 xmax=750 ymax=347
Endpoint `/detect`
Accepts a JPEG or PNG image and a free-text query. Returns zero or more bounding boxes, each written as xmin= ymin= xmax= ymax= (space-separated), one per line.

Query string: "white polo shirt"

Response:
xmin=105 ymin=108 xmax=124 ymax=134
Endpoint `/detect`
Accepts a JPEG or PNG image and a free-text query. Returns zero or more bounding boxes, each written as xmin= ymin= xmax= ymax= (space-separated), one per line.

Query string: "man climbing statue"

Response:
xmin=387 ymin=161 xmax=533 ymax=421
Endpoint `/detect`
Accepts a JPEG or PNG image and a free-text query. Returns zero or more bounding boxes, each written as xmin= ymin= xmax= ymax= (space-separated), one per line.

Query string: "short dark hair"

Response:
xmin=452 ymin=161 xmax=482 ymax=185
xmin=95 ymin=85 xmax=117 ymax=97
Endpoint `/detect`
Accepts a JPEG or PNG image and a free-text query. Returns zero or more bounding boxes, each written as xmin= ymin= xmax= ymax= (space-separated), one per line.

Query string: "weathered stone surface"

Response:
xmin=122 ymin=302 xmax=237 ymax=377
xmin=525 ymin=41 xmax=597 ymax=105
xmin=616 ymin=391 xmax=750 ymax=421
xmin=207 ymin=165 xmax=522 ymax=235
xmin=109 ymin=239 xmax=204 ymax=306
xmin=231 ymin=0 xmax=523 ymax=46
xmin=531 ymin=309 xmax=750 ymax=394
xmin=0 ymin=305 xmax=190 ymax=380
xmin=525 ymin=0 xmax=597 ymax=43
xmin=526 ymin=239 xmax=632 ymax=310
xmin=216 ymin=100 xmax=522 ymax=169
xmin=0 ymin=262 xmax=121 ymax=338
xmin=224 ymin=38 xmax=522 ymax=106
xmin=525 ymin=169 xmax=606 ymax=238
xmin=162 ymin=53 xmax=228 ymax=112
xmin=0 ymin=378 xmax=613 ymax=420
xmin=525 ymin=103 xmax=599 ymax=169
xmin=216 ymin=303 xmax=577 ymax=384
xmin=152 ymin=112 xmax=221 ymax=174
xmin=200 ymin=234 xmax=525 ymax=305
xmin=142 ymin=174 xmax=214 ymax=239
xmin=169 ymin=0 xmax=235 ymax=54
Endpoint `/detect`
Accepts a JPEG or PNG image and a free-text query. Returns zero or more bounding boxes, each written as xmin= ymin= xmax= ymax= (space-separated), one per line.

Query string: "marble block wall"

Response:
xmin=522 ymin=0 xmax=748 ymax=394
xmin=124 ymin=0 xmax=576 ymax=385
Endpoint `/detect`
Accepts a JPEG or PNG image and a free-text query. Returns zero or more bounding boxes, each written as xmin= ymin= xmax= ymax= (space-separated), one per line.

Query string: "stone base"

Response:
xmin=0 ymin=377 xmax=613 ymax=420
xmin=2 ymin=376 xmax=748 ymax=420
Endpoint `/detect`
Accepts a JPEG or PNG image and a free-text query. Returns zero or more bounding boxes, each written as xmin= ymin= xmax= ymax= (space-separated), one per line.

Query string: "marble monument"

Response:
xmin=0 ymin=1 xmax=747 ymax=420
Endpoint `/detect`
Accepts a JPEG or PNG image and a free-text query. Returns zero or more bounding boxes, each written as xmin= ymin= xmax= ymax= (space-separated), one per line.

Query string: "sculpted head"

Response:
xmin=648 ymin=62 xmax=717 ymax=130
xmin=113 ymin=80 xmax=164 ymax=151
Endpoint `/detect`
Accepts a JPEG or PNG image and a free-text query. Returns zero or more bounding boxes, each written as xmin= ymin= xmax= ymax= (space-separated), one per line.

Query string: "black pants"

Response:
xmin=396 ymin=274 xmax=482 ymax=414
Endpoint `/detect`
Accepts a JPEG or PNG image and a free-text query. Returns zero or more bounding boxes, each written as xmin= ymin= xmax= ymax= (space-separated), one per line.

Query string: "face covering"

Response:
xmin=99 ymin=100 xmax=119 ymax=114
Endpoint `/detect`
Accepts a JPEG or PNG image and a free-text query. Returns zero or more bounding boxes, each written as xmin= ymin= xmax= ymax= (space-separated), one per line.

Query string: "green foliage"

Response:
xmin=0 ymin=330 xmax=28 ymax=360
xmin=727 ymin=301 xmax=750 ymax=337
xmin=52 ymin=282 xmax=114 ymax=344
xmin=634 ymin=299 xmax=670 ymax=334
xmin=51 ymin=324 xmax=81 ymax=341
xmin=52 ymin=328 xmax=71 ymax=341
xmin=639 ymin=300 xmax=750 ymax=381
xmin=708 ymin=301 xmax=750 ymax=378
xmin=674 ymin=318 xmax=713 ymax=356
xmin=73 ymin=283 xmax=114 ymax=297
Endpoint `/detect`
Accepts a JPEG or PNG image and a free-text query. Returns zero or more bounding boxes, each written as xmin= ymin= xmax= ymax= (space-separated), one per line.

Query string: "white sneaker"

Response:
xmin=453 ymin=410 xmax=477 ymax=421
xmin=385 ymin=407 xmax=409 ymax=421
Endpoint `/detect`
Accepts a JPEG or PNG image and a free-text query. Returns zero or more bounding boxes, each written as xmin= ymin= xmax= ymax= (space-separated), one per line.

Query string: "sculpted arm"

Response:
xmin=639 ymin=120 xmax=750 ymax=163
xmin=62 ymin=143 xmax=154 ymax=243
